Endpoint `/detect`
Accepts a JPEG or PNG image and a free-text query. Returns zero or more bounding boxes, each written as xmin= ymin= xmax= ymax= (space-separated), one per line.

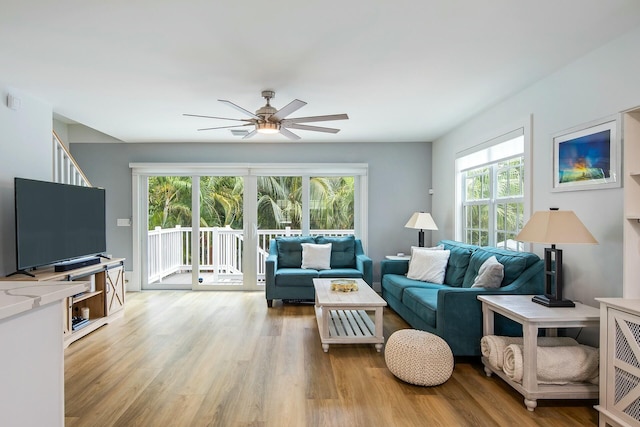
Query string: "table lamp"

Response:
xmin=405 ymin=212 xmax=438 ymax=247
xmin=515 ymin=208 xmax=597 ymax=307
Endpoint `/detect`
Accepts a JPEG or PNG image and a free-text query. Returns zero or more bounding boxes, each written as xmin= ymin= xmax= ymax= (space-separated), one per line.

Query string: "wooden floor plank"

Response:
xmin=65 ymin=291 xmax=598 ymax=426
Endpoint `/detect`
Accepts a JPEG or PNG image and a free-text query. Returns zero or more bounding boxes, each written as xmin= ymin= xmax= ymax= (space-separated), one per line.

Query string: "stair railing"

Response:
xmin=52 ymin=130 xmax=91 ymax=187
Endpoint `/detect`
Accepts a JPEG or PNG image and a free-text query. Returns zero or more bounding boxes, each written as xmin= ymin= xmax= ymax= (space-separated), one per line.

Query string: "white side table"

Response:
xmin=478 ymin=294 xmax=600 ymax=411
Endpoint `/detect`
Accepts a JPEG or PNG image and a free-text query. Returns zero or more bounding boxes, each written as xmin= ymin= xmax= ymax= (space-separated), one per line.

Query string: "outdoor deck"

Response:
xmin=147 ymin=226 xmax=352 ymax=287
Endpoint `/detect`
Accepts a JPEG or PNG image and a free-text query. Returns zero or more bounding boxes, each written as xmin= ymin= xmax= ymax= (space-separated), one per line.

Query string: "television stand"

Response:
xmin=5 ymin=257 xmax=126 ymax=347
xmin=6 ymin=269 xmax=36 ymax=278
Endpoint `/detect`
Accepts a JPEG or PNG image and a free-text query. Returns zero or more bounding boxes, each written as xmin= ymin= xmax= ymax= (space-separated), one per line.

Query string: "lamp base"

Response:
xmin=532 ymin=294 xmax=575 ymax=308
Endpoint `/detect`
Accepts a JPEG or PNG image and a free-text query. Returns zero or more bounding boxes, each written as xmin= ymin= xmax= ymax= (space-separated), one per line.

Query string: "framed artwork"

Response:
xmin=552 ymin=116 xmax=620 ymax=192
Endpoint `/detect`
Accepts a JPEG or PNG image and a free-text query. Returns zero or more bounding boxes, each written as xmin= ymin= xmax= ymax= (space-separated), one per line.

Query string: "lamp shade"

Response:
xmin=404 ymin=212 xmax=438 ymax=231
xmin=516 ymin=210 xmax=597 ymax=245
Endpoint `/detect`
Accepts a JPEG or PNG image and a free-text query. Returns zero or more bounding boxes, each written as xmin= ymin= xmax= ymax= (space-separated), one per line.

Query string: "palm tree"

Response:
xmin=148 ymin=176 xmax=192 ymax=229
xmin=149 ymin=175 xmax=356 ymax=231
xmin=199 ymin=176 xmax=243 ymax=228
xmin=310 ymin=176 xmax=354 ymax=229
xmin=257 ymin=176 xmax=302 ymax=229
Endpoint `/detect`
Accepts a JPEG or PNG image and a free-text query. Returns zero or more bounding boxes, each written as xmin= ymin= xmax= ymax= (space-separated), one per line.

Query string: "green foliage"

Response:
xmin=463 ymin=157 xmax=524 ymax=247
xmin=148 ymin=175 xmax=355 ymax=230
xmin=148 ymin=176 xmax=192 ymax=229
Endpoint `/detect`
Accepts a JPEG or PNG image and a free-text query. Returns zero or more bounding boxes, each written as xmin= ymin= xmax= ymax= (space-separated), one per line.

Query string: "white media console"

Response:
xmin=6 ymin=257 xmax=126 ymax=347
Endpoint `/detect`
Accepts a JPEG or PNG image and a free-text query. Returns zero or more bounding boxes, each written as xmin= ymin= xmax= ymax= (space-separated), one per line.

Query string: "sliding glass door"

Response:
xmin=146 ymin=176 xmax=193 ymax=289
xmin=194 ymin=175 xmax=245 ymax=289
xmin=256 ymin=176 xmax=302 ymax=285
xmin=131 ymin=163 xmax=368 ymax=292
xmin=143 ymin=174 xmax=252 ymax=290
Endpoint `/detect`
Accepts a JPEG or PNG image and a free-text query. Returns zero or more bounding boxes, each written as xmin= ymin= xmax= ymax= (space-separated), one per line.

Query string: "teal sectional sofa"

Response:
xmin=381 ymin=240 xmax=544 ymax=356
xmin=265 ymin=235 xmax=373 ymax=307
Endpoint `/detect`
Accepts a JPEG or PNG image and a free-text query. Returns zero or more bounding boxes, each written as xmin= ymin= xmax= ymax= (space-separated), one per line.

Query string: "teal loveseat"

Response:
xmin=265 ymin=235 xmax=373 ymax=307
xmin=381 ymin=240 xmax=544 ymax=356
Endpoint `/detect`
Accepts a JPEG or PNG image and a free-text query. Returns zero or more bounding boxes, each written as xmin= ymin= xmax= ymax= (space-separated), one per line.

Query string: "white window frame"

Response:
xmin=461 ymin=155 xmax=525 ymax=248
xmin=128 ymin=162 xmax=368 ymax=291
xmin=454 ymin=117 xmax=532 ymax=248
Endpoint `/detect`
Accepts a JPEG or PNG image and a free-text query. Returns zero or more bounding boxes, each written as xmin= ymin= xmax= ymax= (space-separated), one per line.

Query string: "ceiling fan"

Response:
xmin=184 ymin=90 xmax=348 ymax=140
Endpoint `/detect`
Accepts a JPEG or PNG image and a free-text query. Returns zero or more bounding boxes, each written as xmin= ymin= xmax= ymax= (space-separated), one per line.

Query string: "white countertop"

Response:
xmin=0 ymin=280 xmax=90 ymax=321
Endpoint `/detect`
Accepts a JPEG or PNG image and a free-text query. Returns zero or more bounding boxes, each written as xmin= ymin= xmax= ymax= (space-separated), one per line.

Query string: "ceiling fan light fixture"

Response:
xmin=256 ymin=122 xmax=280 ymax=134
xmin=185 ymin=91 xmax=348 ymax=140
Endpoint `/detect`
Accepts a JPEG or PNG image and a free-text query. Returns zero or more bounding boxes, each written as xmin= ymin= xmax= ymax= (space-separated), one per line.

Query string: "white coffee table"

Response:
xmin=313 ymin=278 xmax=387 ymax=352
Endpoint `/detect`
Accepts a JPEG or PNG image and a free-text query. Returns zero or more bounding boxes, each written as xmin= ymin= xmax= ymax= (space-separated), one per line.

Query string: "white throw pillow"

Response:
xmin=406 ymin=249 xmax=450 ymax=284
xmin=408 ymin=245 xmax=444 ymax=270
xmin=301 ymin=243 xmax=332 ymax=270
xmin=410 ymin=244 xmax=444 ymax=254
xmin=472 ymin=256 xmax=504 ymax=288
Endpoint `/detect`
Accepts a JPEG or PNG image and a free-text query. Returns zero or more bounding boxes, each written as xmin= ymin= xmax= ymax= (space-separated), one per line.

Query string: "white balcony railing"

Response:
xmin=147 ymin=226 xmax=353 ymax=284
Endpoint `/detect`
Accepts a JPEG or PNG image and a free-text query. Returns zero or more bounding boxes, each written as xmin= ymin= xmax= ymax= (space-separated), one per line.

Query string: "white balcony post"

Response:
xmin=155 ymin=226 xmax=162 ymax=282
xmin=175 ymin=225 xmax=182 ymax=273
xmin=213 ymin=227 xmax=220 ymax=282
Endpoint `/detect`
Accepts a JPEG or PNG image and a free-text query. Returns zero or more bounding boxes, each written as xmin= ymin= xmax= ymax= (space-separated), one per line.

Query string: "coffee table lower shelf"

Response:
xmin=315 ymin=307 xmax=384 ymax=352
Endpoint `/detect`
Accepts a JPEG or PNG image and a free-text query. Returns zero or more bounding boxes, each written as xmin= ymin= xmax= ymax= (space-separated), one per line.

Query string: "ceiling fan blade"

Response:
xmin=197 ymin=123 xmax=255 ymax=131
xmin=183 ymin=113 xmax=252 ymax=122
xmin=218 ymin=99 xmax=261 ymax=120
xmin=287 ymin=123 xmax=340 ymax=134
xmin=269 ymin=99 xmax=307 ymax=122
xmin=242 ymin=129 xmax=258 ymax=139
xmin=279 ymin=127 xmax=301 ymax=140
xmin=281 ymin=114 xmax=349 ymax=125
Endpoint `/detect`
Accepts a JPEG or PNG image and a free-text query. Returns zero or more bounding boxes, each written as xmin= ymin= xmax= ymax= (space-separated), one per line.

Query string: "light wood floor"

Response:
xmin=64 ymin=291 xmax=598 ymax=426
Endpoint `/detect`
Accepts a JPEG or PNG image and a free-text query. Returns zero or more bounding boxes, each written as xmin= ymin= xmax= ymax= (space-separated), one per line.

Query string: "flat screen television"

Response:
xmin=14 ymin=177 xmax=106 ymax=271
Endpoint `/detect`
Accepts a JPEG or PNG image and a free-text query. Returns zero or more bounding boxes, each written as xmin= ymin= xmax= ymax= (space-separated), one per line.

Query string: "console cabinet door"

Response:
xmin=105 ymin=266 xmax=125 ymax=316
xmin=606 ymin=307 xmax=640 ymax=425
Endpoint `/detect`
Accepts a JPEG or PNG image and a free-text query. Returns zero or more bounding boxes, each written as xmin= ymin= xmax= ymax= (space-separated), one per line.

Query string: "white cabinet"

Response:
xmin=6 ymin=258 xmax=126 ymax=347
xmin=596 ymin=298 xmax=640 ymax=427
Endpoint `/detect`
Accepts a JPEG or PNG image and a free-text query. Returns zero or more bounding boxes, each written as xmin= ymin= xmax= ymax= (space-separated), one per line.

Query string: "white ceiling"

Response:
xmin=2 ymin=1 xmax=640 ymax=143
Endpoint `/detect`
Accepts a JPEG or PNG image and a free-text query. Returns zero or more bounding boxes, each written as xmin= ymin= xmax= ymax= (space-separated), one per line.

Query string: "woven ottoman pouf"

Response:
xmin=385 ymin=329 xmax=454 ymax=386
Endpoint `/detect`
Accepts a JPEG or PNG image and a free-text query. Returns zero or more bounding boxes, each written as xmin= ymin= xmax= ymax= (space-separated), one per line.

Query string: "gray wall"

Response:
xmin=432 ymin=25 xmax=640 ymax=307
xmin=0 ymin=84 xmax=52 ymax=275
xmin=70 ymin=140 xmax=433 ymax=285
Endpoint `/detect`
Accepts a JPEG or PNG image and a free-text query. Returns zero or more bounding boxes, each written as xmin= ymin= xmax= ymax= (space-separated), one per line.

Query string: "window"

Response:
xmin=456 ymin=130 xmax=527 ymax=250
xmin=309 ymin=176 xmax=354 ymax=231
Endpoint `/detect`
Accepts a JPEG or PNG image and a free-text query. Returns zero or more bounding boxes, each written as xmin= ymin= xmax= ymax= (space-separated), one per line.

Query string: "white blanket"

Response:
xmin=480 ymin=335 xmax=579 ymax=370
xmin=502 ymin=344 xmax=599 ymax=385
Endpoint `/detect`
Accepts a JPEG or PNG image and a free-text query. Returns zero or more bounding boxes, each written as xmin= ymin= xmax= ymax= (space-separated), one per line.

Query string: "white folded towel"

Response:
xmin=502 ymin=344 xmax=599 ymax=385
xmin=480 ymin=335 xmax=579 ymax=371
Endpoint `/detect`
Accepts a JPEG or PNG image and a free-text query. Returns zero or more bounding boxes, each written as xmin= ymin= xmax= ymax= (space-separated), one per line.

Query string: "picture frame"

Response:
xmin=552 ymin=115 xmax=620 ymax=192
